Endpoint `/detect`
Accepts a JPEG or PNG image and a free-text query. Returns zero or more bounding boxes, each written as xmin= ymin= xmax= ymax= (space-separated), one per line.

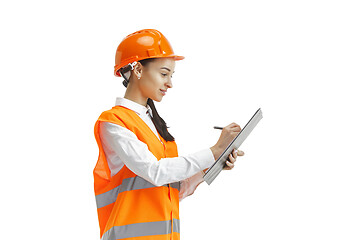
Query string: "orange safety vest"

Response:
xmin=93 ymin=105 xmax=181 ymax=240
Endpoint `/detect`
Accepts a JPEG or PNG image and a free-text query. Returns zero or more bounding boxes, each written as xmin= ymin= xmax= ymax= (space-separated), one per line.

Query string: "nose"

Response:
xmin=165 ymin=77 xmax=173 ymax=88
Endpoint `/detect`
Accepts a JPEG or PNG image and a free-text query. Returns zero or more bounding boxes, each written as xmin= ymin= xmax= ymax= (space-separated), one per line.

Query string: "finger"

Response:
xmin=237 ymin=150 xmax=245 ymax=156
xmin=228 ymin=123 xmax=240 ymax=129
xmin=227 ymin=122 xmax=238 ymax=127
xmin=226 ymin=160 xmax=234 ymax=169
xmin=227 ymin=122 xmax=241 ymax=131
xmin=229 ymin=124 xmax=241 ymax=132
xmin=228 ymin=152 xmax=236 ymax=163
xmin=232 ymin=149 xmax=238 ymax=160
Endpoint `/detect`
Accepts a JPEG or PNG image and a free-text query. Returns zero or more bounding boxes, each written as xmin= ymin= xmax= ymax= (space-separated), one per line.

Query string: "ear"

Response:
xmin=133 ymin=62 xmax=143 ymax=79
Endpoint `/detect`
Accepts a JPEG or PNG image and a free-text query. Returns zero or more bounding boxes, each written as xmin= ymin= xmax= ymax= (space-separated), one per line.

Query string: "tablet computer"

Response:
xmin=203 ymin=108 xmax=263 ymax=185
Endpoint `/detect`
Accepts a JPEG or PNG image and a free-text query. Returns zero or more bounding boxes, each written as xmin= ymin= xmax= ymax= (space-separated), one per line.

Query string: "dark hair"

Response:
xmin=119 ymin=58 xmax=175 ymax=142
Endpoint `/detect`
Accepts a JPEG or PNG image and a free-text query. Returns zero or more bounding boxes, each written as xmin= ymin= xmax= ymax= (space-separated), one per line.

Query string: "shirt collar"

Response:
xmin=115 ymin=97 xmax=153 ymax=118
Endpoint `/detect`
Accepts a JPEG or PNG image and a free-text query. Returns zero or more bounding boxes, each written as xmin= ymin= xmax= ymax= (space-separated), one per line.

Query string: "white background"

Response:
xmin=1 ymin=0 xmax=359 ymax=239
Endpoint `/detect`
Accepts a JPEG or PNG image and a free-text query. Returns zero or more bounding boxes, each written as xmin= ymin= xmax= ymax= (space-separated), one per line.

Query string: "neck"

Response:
xmin=123 ymin=83 xmax=148 ymax=107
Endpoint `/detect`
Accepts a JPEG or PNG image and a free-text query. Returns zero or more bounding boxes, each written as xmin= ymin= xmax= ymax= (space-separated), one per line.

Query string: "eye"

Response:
xmin=161 ymin=73 xmax=167 ymax=77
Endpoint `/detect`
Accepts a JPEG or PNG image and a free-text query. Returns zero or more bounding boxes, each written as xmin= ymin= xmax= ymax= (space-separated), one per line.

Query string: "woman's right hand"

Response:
xmin=210 ymin=122 xmax=242 ymax=160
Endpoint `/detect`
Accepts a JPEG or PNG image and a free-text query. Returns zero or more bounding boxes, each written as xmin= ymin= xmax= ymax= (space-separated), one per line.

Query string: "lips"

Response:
xmin=160 ymin=89 xmax=167 ymax=95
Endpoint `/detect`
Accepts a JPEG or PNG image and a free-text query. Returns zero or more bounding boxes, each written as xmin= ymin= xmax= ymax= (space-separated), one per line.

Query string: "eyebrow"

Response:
xmin=160 ymin=67 xmax=174 ymax=73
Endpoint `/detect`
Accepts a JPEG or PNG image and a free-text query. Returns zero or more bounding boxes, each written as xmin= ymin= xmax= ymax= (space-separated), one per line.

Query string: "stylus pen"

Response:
xmin=213 ymin=126 xmax=223 ymax=130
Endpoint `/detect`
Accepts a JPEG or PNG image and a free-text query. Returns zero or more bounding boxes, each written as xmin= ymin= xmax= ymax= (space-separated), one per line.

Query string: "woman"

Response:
xmin=93 ymin=29 xmax=244 ymax=240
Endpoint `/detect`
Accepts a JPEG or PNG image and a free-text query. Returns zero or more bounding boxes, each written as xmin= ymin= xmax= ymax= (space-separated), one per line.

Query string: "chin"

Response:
xmin=151 ymin=95 xmax=163 ymax=102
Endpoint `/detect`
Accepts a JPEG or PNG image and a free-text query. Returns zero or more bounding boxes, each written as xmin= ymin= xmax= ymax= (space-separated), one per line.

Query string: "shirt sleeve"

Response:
xmin=99 ymin=121 xmax=215 ymax=187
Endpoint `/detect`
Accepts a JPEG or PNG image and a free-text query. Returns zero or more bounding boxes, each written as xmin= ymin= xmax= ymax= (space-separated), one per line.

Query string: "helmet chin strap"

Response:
xmin=120 ymin=61 xmax=138 ymax=86
xmin=129 ymin=61 xmax=137 ymax=70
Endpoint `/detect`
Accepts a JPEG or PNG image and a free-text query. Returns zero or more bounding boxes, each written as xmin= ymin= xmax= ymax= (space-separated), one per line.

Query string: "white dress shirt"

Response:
xmin=98 ymin=97 xmax=215 ymax=202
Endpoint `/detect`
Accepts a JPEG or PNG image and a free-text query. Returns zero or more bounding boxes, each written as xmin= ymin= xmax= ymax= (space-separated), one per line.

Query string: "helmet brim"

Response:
xmin=173 ymin=55 xmax=185 ymax=61
xmin=114 ymin=55 xmax=185 ymax=77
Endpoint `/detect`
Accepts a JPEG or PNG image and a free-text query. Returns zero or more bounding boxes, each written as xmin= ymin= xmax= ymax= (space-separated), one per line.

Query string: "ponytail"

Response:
xmin=147 ymin=98 xmax=175 ymax=142
xmin=120 ymin=58 xmax=175 ymax=142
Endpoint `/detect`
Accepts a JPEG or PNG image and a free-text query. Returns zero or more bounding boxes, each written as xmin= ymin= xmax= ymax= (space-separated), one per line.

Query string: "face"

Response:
xmin=138 ymin=58 xmax=176 ymax=102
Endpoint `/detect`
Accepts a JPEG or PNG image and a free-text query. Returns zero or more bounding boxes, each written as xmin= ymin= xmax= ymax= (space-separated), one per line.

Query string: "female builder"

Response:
xmin=93 ymin=29 xmax=245 ymax=240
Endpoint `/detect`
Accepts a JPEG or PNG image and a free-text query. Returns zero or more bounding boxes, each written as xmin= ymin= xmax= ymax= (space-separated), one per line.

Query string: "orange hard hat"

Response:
xmin=114 ymin=29 xmax=184 ymax=77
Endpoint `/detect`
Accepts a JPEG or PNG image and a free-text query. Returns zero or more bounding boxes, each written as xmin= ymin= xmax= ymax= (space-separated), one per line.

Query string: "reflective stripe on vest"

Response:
xmin=101 ymin=219 xmax=180 ymax=240
xmin=96 ymin=175 xmax=180 ymax=209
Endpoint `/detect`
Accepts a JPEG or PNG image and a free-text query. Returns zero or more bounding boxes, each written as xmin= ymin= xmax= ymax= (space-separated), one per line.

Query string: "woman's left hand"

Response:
xmin=224 ymin=149 xmax=245 ymax=170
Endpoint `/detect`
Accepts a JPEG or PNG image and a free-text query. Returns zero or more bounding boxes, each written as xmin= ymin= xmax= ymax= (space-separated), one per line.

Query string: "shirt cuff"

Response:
xmin=190 ymin=148 xmax=215 ymax=170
